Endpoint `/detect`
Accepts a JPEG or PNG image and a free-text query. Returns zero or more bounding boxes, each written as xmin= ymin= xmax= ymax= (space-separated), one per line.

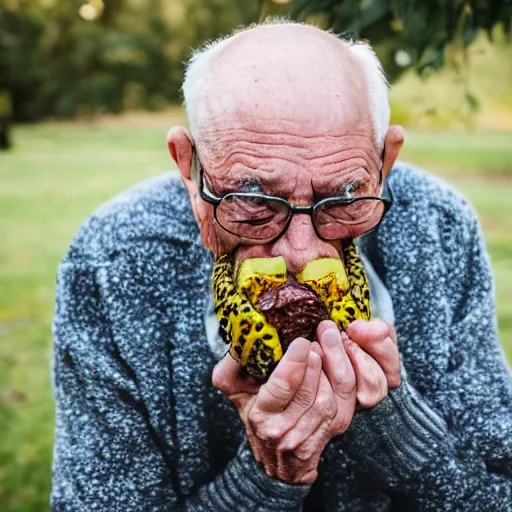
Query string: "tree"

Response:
xmin=2 ymin=0 xmax=510 ymax=121
xmin=261 ymin=0 xmax=512 ymax=82
xmin=0 ymin=0 xmax=260 ymax=121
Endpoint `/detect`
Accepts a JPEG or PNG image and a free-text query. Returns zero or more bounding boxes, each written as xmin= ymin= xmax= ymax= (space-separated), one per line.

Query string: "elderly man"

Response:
xmin=51 ymin=21 xmax=511 ymax=511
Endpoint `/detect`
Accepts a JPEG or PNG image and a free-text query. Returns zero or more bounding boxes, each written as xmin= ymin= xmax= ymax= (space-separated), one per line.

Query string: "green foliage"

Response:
xmin=1 ymin=0 xmax=510 ymax=120
xmin=0 ymin=0 xmax=259 ymax=121
xmin=0 ymin=5 xmax=46 ymax=121
xmin=289 ymin=0 xmax=512 ymax=82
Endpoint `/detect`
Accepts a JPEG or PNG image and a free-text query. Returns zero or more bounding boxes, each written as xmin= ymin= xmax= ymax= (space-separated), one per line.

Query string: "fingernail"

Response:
xmin=340 ymin=331 xmax=348 ymax=341
xmin=322 ymin=328 xmax=340 ymax=347
xmin=286 ymin=338 xmax=309 ymax=360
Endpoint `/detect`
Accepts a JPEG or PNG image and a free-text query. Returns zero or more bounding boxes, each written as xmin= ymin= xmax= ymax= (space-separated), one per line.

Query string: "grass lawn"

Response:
xmin=1 ymin=116 xmax=511 ymax=511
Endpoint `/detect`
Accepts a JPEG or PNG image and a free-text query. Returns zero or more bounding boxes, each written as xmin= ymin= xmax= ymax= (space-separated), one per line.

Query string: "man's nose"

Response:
xmin=269 ymin=213 xmax=338 ymax=275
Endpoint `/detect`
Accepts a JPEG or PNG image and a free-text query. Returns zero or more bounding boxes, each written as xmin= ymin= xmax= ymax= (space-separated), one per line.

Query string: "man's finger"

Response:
xmin=277 ymin=349 xmax=322 ymax=429
xmin=212 ymin=352 xmax=250 ymax=393
xmin=317 ymin=321 xmax=356 ymax=401
xmin=212 ymin=352 xmax=261 ymax=409
xmin=346 ymin=319 xmax=394 ymax=346
xmin=346 ymin=320 xmax=400 ymax=388
xmin=256 ymin=337 xmax=311 ymax=413
xmin=278 ymin=371 xmax=333 ymax=452
xmin=251 ymin=350 xmax=322 ymax=442
xmin=316 ymin=319 xmax=338 ymax=343
xmin=310 ymin=341 xmax=324 ymax=359
xmin=343 ymin=337 xmax=388 ymax=408
xmin=291 ymin=420 xmax=330 ymax=467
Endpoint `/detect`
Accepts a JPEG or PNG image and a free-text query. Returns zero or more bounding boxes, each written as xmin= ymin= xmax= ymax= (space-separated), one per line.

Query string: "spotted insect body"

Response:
xmin=212 ymin=240 xmax=371 ymax=380
xmin=212 ymin=256 xmax=283 ymax=378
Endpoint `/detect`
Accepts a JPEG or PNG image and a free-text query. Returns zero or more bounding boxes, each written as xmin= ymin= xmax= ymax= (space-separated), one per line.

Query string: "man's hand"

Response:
xmin=213 ymin=324 xmax=357 ymax=484
xmin=212 ymin=318 xmax=401 ymax=484
xmin=343 ymin=319 xmax=401 ymax=407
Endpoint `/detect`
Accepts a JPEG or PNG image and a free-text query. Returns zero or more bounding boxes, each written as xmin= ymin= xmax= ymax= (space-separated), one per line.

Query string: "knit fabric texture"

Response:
xmin=51 ymin=163 xmax=512 ymax=511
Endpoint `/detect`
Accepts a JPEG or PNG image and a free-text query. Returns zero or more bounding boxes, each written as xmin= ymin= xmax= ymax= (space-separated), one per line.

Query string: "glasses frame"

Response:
xmin=195 ymin=149 xmax=393 ymax=244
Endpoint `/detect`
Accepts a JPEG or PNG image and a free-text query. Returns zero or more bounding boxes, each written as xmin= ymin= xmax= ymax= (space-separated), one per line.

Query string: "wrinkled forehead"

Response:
xmin=187 ymin=26 xmax=374 ymax=160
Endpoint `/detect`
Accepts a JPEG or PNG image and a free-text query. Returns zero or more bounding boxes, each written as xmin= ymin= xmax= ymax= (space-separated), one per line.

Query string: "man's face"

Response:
xmin=196 ymin=126 xmax=383 ymax=275
xmin=169 ymin=25 xmax=403 ymax=275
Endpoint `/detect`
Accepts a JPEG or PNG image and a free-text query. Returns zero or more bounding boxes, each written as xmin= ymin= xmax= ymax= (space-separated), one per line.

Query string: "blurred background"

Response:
xmin=0 ymin=0 xmax=511 ymax=509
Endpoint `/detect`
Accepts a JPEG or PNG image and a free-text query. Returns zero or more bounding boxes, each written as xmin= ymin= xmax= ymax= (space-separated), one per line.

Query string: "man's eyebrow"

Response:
xmin=236 ymin=179 xmax=264 ymax=193
xmin=313 ymin=179 xmax=364 ymax=199
xmin=216 ymin=176 xmax=264 ymax=195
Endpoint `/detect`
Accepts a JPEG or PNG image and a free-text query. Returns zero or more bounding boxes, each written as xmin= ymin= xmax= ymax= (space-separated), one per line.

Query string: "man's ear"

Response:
xmin=167 ymin=126 xmax=194 ymax=181
xmin=381 ymin=125 xmax=404 ymax=180
xmin=167 ymin=126 xmax=206 ymax=227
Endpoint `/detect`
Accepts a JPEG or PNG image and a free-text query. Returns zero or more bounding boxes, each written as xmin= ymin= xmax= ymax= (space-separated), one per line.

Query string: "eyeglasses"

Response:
xmin=196 ymin=150 xmax=392 ymax=244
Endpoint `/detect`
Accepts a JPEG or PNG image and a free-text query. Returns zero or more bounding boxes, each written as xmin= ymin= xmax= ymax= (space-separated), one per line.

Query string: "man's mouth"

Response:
xmin=235 ymin=256 xmax=349 ymax=351
xmin=211 ymin=241 xmax=371 ymax=380
xmin=255 ymin=278 xmax=329 ymax=351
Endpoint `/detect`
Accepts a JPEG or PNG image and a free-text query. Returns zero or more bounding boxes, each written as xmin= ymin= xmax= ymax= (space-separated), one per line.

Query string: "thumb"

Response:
xmin=257 ymin=337 xmax=311 ymax=413
xmin=212 ymin=352 xmax=260 ymax=400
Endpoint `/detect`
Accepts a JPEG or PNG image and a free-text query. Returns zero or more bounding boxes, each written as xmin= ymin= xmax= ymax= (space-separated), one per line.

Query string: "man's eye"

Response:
xmin=242 ymin=216 xmax=274 ymax=226
xmin=244 ymin=196 xmax=266 ymax=206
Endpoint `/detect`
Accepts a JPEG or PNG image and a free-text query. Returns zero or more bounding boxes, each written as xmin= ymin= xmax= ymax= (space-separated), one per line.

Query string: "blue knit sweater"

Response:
xmin=51 ymin=164 xmax=512 ymax=511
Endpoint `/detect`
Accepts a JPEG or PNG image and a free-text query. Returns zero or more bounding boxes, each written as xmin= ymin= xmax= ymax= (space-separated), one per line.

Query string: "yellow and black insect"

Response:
xmin=303 ymin=242 xmax=371 ymax=331
xmin=212 ymin=240 xmax=371 ymax=380
xmin=212 ymin=255 xmax=284 ymax=379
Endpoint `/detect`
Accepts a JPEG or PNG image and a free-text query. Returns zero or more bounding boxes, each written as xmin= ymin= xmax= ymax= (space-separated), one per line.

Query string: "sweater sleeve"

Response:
xmin=339 ymin=206 xmax=512 ymax=510
xmin=51 ymin=247 xmax=310 ymax=512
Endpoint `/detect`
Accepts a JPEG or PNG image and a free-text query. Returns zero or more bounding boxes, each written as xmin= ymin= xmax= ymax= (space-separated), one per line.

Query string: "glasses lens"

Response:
xmin=314 ymin=198 xmax=384 ymax=239
xmin=216 ymin=194 xmax=290 ymax=241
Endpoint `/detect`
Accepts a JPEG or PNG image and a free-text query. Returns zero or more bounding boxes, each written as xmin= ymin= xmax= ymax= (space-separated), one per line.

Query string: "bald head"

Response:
xmin=183 ymin=21 xmax=389 ymax=155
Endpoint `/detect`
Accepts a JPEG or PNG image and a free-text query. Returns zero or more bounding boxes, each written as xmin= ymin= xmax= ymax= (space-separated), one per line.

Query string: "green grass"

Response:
xmin=0 ymin=119 xmax=172 ymax=512
xmin=1 ymin=118 xmax=511 ymax=511
xmin=400 ymin=131 xmax=512 ymax=176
